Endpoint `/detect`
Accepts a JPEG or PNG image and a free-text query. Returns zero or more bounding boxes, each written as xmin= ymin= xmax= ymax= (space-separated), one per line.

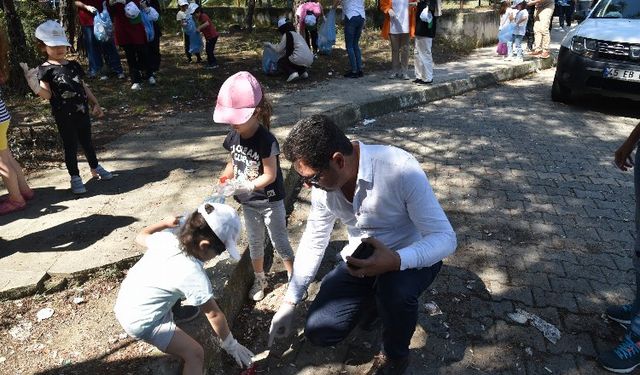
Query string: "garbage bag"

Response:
xmin=93 ymin=2 xmax=113 ymax=42
xmin=184 ymin=18 xmax=203 ymax=54
xmin=262 ymin=46 xmax=279 ymax=75
xmin=317 ymin=8 xmax=336 ymax=55
xmin=498 ymin=23 xmax=514 ymax=44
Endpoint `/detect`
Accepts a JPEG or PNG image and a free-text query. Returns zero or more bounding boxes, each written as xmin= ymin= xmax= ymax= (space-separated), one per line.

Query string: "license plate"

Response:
xmin=603 ymin=67 xmax=640 ymax=82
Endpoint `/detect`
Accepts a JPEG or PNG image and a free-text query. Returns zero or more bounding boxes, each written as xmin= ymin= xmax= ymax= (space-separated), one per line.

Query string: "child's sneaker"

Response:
xmin=117 ymin=73 xmax=126 ymax=79
xmin=70 ymin=175 xmax=86 ymax=194
xmin=301 ymin=71 xmax=309 ymax=79
xmin=92 ymin=165 xmax=113 ymax=180
xmin=131 ymin=83 xmax=142 ymax=91
xmin=607 ymin=304 xmax=636 ymax=325
xmin=148 ymin=76 xmax=156 ymax=85
xmin=287 ymin=72 xmax=300 ymax=82
xmin=249 ymin=274 xmax=268 ymax=301
xmin=599 ymin=333 xmax=640 ymax=373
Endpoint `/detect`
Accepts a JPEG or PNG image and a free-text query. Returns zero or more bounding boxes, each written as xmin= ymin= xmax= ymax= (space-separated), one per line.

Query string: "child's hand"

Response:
xmin=19 ymin=63 xmax=42 ymax=95
xmin=162 ymin=215 xmax=181 ymax=228
xmin=91 ymin=103 xmax=104 ymax=118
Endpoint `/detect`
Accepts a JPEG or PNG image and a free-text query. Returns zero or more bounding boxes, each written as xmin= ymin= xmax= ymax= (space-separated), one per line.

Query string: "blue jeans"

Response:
xmin=507 ymin=34 xmax=524 ymax=59
xmin=82 ymin=26 xmax=123 ymax=76
xmin=305 ymin=261 xmax=442 ymax=359
xmin=632 ymin=144 xmax=640 ymax=314
xmin=343 ymin=15 xmax=364 ymax=73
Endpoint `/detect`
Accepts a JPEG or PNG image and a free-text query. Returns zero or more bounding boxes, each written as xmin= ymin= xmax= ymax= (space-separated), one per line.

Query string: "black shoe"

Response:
xmin=419 ymin=79 xmax=433 ymax=85
xmin=172 ymin=301 xmax=201 ymax=324
xmin=367 ymin=352 xmax=410 ymax=375
xmin=344 ymin=71 xmax=359 ymax=78
xmin=413 ymin=78 xmax=424 ymax=84
xmin=357 ymin=70 xmax=364 ymax=77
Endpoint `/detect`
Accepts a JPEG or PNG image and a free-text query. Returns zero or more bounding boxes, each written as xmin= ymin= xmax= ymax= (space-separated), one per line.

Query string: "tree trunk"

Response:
xmin=59 ymin=0 xmax=77 ymax=51
xmin=245 ymin=0 xmax=256 ymax=33
xmin=2 ymin=0 xmax=34 ymax=94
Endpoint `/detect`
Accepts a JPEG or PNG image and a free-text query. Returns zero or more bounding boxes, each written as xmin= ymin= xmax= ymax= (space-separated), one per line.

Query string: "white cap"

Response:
xmin=35 ymin=20 xmax=71 ymax=47
xmin=512 ymin=0 xmax=525 ymax=7
xmin=187 ymin=2 xmax=198 ymax=14
xmin=178 ymin=0 xmax=189 ymax=6
xmin=197 ymin=203 xmax=241 ymax=260
xmin=277 ymin=17 xmax=287 ymax=28
xmin=125 ymin=2 xmax=140 ymax=18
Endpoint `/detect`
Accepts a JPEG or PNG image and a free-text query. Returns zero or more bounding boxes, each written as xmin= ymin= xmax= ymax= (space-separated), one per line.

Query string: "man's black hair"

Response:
xmin=282 ymin=115 xmax=354 ymax=171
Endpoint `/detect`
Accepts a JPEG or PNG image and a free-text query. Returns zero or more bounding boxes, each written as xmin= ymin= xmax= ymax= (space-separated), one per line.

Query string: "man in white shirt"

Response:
xmin=268 ymin=115 xmax=457 ymax=374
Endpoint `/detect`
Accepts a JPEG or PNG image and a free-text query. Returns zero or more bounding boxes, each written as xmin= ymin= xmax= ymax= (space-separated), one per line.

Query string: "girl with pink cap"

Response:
xmin=214 ymin=71 xmax=295 ymax=302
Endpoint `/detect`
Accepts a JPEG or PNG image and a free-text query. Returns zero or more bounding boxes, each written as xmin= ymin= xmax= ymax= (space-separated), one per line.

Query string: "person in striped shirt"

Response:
xmin=0 ymin=32 xmax=33 ymax=215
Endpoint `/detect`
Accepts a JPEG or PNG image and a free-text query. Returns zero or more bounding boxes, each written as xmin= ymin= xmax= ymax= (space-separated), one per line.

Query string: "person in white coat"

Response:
xmin=264 ymin=18 xmax=314 ymax=82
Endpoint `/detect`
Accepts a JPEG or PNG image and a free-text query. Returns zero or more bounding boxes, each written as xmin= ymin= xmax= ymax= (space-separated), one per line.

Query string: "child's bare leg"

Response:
xmin=0 ymin=149 xmax=25 ymax=203
xmin=164 ymin=327 xmax=205 ymax=375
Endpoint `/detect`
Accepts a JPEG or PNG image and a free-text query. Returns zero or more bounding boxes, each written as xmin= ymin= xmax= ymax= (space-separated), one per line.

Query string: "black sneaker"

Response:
xmin=607 ymin=304 xmax=636 ymax=326
xmin=357 ymin=70 xmax=364 ymax=77
xmin=599 ymin=334 xmax=640 ymax=373
xmin=172 ymin=301 xmax=201 ymax=324
xmin=344 ymin=71 xmax=359 ymax=78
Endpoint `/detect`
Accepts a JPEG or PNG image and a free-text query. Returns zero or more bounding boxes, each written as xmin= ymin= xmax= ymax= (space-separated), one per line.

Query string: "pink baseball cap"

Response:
xmin=213 ymin=71 xmax=263 ymax=125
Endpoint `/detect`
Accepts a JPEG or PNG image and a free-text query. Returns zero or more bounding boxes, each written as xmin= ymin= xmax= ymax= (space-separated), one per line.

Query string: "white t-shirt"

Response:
xmin=512 ymin=9 xmax=528 ymax=36
xmin=390 ymin=0 xmax=410 ymax=34
xmin=114 ymin=231 xmax=213 ymax=338
xmin=342 ymin=0 xmax=366 ymax=20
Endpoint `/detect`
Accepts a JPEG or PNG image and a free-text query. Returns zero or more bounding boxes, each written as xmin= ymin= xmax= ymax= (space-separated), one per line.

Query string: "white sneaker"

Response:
xmin=249 ymin=276 xmax=268 ymax=301
xmin=131 ymin=83 xmax=142 ymax=91
xmin=148 ymin=76 xmax=156 ymax=85
xmin=117 ymin=73 xmax=126 ymax=79
xmin=301 ymin=71 xmax=309 ymax=79
xmin=286 ymin=72 xmax=299 ymax=82
xmin=99 ymin=75 xmax=108 ymax=80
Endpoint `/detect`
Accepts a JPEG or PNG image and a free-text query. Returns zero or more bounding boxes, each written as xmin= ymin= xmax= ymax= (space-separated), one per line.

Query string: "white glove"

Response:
xmin=85 ymin=5 xmax=98 ymax=13
xmin=220 ymin=333 xmax=254 ymax=368
xmin=268 ymin=303 xmax=295 ymax=347
xmin=387 ymin=9 xmax=396 ymax=18
xmin=19 ymin=63 xmax=41 ymax=95
xmin=232 ymin=179 xmax=255 ymax=195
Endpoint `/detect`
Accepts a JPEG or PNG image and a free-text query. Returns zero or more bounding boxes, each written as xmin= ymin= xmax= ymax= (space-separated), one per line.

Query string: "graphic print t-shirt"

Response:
xmin=223 ymin=126 xmax=285 ymax=203
xmin=38 ymin=60 xmax=89 ymax=117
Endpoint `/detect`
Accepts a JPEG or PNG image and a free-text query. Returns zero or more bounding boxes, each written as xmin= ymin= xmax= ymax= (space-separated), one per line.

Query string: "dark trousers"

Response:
xmin=54 ymin=113 xmax=98 ymax=177
xmin=304 ymin=27 xmax=318 ymax=53
xmin=277 ymin=56 xmax=306 ymax=76
xmin=121 ymin=44 xmax=150 ymax=84
xmin=558 ymin=4 xmax=574 ymax=27
xmin=205 ymin=36 xmax=218 ymax=66
xmin=305 ymin=261 xmax=442 ymax=359
xmin=148 ymin=36 xmax=161 ymax=73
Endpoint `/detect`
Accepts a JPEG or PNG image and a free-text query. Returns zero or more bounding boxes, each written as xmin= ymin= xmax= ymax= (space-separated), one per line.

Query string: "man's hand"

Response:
xmin=268 ymin=303 xmax=295 ymax=347
xmin=19 ymin=63 xmax=41 ymax=95
xmin=615 ymin=142 xmax=635 ymax=171
xmin=220 ymin=333 xmax=254 ymax=368
xmin=91 ymin=103 xmax=104 ymax=118
xmin=346 ymin=237 xmax=401 ymax=278
xmin=387 ymin=9 xmax=397 ymax=18
xmin=85 ymin=5 xmax=98 ymax=13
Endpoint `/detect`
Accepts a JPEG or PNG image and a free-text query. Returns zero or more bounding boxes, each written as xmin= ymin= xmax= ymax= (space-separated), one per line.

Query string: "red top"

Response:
xmin=108 ymin=0 xmax=147 ymax=46
xmin=197 ymin=13 xmax=219 ymax=40
xmin=77 ymin=0 xmax=103 ymax=27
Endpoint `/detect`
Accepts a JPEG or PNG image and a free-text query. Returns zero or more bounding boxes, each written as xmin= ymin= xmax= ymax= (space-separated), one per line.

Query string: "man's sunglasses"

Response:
xmin=298 ymin=170 xmax=323 ymax=187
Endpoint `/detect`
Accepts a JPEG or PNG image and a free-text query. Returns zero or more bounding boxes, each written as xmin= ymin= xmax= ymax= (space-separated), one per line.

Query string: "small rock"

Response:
xmin=36 ymin=307 xmax=54 ymax=321
xmin=0 ymin=356 xmax=6 ymax=364
xmin=72 ymin=297 xmax=85 ymax=305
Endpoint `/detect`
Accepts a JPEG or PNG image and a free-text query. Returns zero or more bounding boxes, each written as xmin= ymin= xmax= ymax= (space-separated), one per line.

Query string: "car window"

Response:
xmin=590 ymin=0 xmax=640 ymax=19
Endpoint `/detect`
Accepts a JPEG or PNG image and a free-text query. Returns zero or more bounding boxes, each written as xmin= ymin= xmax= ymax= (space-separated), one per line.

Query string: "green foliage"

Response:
xmin=0 ymin=2 xmax=54 ymax=56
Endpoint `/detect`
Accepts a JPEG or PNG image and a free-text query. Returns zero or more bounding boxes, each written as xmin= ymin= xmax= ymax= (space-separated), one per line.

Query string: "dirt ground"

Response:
xmin=4 ymin=26 xmax=467 ymax=173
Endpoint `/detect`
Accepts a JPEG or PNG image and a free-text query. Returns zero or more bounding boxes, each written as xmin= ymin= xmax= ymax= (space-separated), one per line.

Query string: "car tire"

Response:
xmin=551 ymin=74 xmax=572 ymax=103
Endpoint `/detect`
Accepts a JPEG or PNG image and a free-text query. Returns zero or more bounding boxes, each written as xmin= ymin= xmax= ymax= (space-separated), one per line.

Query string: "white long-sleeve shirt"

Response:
xmin=284 ymin=142 xmax=457 ymax=303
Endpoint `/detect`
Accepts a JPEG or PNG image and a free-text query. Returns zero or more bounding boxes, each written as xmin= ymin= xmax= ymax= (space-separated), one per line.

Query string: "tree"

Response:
xmin=58 ymin=0 xmax=77 ymax=51
xmin=2 ymin=0 xmax=36 ymax=93
xmin=245 ymin=0 xmax=256 ymax=32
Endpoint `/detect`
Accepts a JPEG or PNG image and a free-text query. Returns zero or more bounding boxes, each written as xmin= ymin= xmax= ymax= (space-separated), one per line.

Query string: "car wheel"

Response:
xmin=551 ymin=74 xmax=572 ymax=103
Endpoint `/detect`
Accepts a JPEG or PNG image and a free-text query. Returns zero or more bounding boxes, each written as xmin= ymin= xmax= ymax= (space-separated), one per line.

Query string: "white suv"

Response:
xmin=551 ymin=0 xmax=640 ymax=102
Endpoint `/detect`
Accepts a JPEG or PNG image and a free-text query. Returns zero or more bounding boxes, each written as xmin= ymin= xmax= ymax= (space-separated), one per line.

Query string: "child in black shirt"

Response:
xmin=21 ymin=20 xmax=112 ymax=194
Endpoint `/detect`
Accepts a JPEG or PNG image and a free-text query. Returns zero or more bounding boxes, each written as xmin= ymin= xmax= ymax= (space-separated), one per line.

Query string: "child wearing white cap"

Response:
xmin=114 ymin=203 xmax=254 ymax=372
xmin=214 ymin=71 xmax=295 ymax=302
xmin=20 ymin=20 xmax=112 ymax=195
xmin=507 ymin=0 xmax=529 ymax=62
xmin=264 ymin=18 xmax=313 ymax=82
